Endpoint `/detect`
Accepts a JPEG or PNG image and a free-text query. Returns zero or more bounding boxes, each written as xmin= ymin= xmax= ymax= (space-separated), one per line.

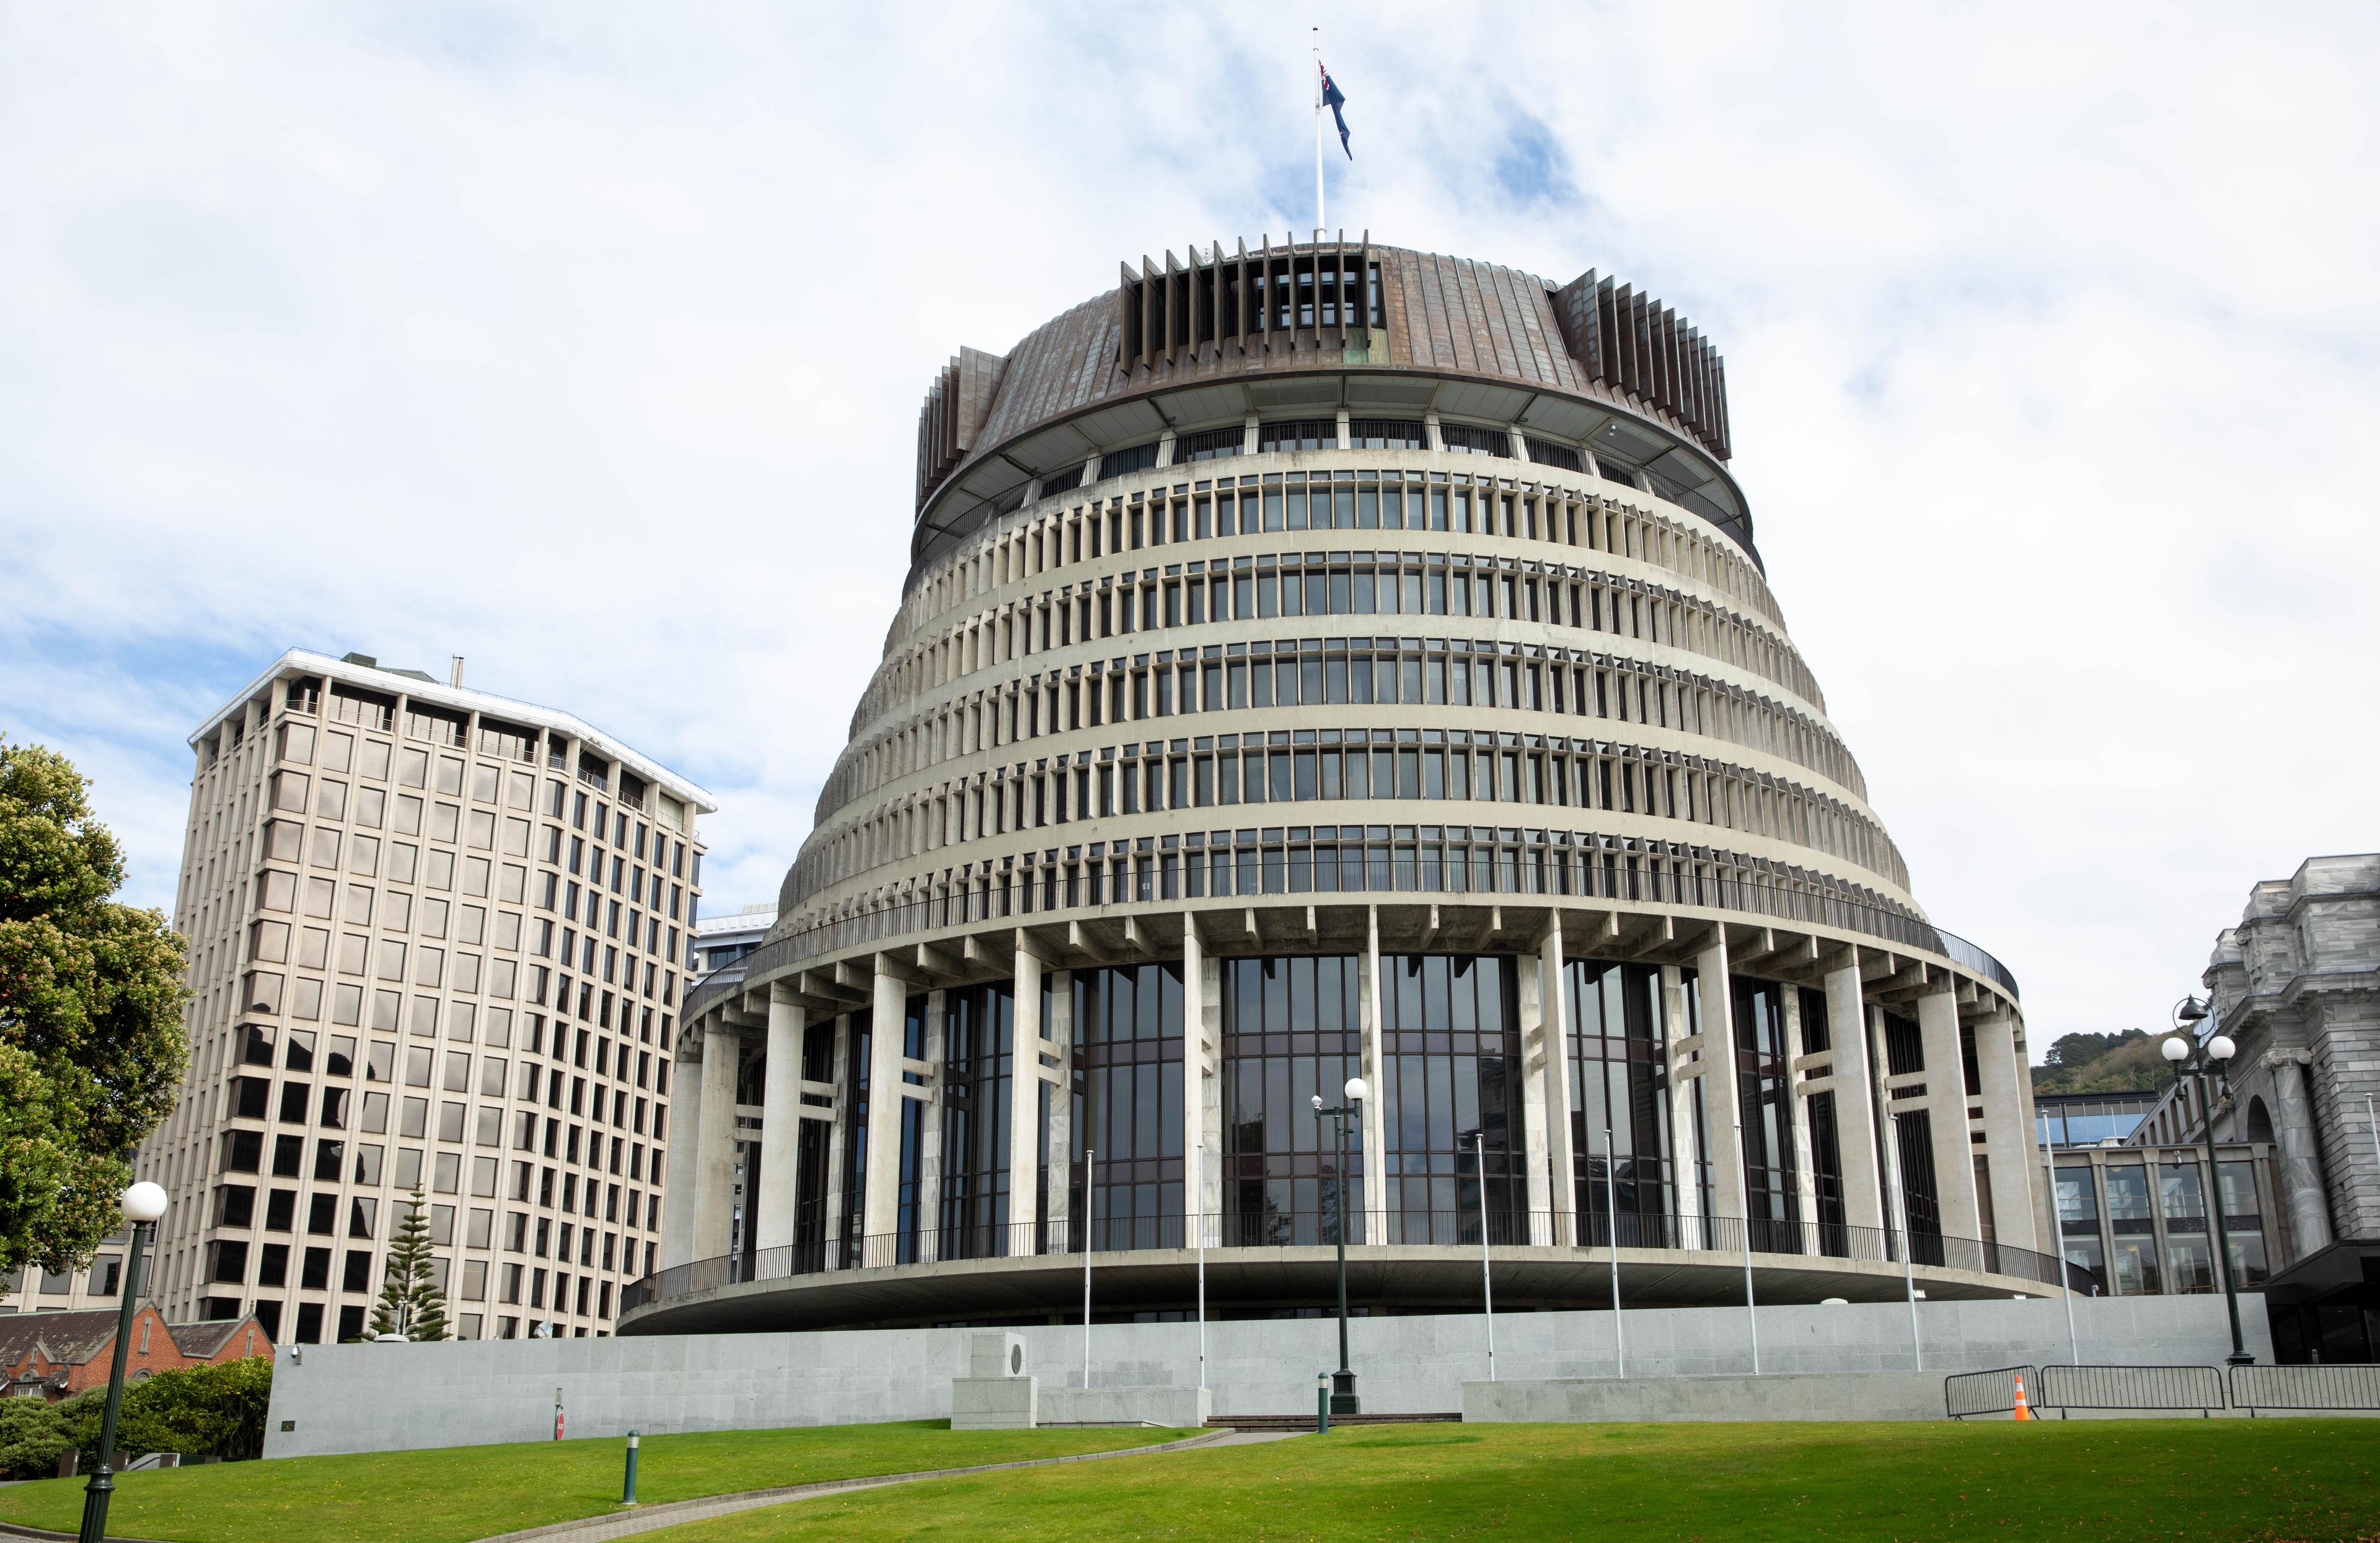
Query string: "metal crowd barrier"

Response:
xmin=2034 ymin=1364 xmax=2226 ymax=1418
xmin=1945 ymin=1365 xmax=2038 ymax=1420
xmin=2229 ymin=1363 xmax=2380 ymax=1415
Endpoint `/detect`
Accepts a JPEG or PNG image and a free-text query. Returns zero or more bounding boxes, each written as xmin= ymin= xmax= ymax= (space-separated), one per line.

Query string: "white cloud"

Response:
xmin=1 ymin=1 xmax=2373 ymax=1058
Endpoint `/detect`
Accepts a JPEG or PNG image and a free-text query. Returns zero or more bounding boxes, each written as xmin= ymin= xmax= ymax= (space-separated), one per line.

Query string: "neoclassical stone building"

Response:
xmin=633 ymin=235 xmax=2059 ymax=1333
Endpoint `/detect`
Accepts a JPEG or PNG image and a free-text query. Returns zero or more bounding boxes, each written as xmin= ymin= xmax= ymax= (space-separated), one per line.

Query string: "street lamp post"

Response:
xmin=2164 ymin=998 xmax=2253 ymax=1366
xmin=79 ymin=1181 xmax=169 ymax=1543
xmin=1311 ymin=1076 xmax=1367 ymax=1416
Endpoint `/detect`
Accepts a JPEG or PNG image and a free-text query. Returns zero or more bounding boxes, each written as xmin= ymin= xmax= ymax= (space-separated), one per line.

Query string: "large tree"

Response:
xmin=369 ymin=1189 xmax=450 ymax=1341
xmin=0 ymin=739 xmax=188 ymax=1277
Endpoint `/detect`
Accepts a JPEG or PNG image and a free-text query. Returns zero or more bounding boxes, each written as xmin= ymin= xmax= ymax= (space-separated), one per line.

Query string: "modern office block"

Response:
xmin=143 ymin=651 xmax=712 ymax=1343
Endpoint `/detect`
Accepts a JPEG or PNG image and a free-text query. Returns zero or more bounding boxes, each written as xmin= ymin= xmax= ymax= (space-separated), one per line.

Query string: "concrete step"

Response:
xmin=1208 ymin=1412 xmax=1460 ymax=1430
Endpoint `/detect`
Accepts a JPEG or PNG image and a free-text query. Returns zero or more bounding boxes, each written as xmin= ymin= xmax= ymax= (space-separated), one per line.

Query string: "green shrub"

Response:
xmin=56 ymin=1355 xmax=274 ymax=1464
xmin=0 ymin=1399 xmax=70 ymax=1481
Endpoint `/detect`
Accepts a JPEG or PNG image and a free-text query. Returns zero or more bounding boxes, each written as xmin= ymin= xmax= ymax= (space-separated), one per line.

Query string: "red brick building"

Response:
xmin=0 ymin=1303 xmax=268 ymax=1401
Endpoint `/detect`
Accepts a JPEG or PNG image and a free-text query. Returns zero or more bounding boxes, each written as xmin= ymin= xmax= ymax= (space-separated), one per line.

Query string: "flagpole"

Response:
xmin=1312 ymin=30 xmax=1323 ymax=240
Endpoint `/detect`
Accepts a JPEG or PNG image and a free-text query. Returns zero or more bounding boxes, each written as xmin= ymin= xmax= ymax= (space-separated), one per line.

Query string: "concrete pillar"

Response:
xmin=1695 ymin=934 xmax=1748 ymax=1234
xmin=864 ymin=962 xmax=910 ymax=1244
xmin=1778 ymin=987 xmax=1820 ymax=1255
xmin=1915 ymin=985 xmax=1981 ymax=1242
xmin=1660 ymin=965 xmax=1703 ymax=1246
xmin=1516 ymin=949 xmax=1553 ymax=1244
xmin=1539 ymin=922 xmax=1577 ymax=1246
xmin=1044 ymin=970 xmax=1075 ymax=1245
xmin=1197 ymin=952 xmax=1223 ymax=1233
xmin=1179 ymin=921 xmax=1204 ymax=1246
xmin=1359 ymin=908 xmax=1388 ymax=1231
xmin=918 ymin=990 xmax=949 ymax=1261
xmin=692 ymin=1024 xmax=740 ymax=1260
xmin=1008 ymin=943 xmax=1045 ymax=1253
xmin=755 ymin=988 xmax=806 ymax=1252
xmin=1972 ymin=1013 xmax=2040 ymax=1254
xmin=2270 ymin=1056 xmax=2336 ymax=1253
xmin=1823 ymin=961 xmax=1885 ymax=1235
xmin=660 ymin=1048 xmax=702 ymax=1269
xmin=822 ymin=1014 xmax=850 ymax=1268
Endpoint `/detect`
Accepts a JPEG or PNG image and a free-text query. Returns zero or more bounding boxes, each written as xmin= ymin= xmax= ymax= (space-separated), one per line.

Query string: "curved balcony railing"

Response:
xmin=620 ymin=1209 xmax=2092 ymax=1317
xmin=684 ymin=860 xmax=2018 ymax=1027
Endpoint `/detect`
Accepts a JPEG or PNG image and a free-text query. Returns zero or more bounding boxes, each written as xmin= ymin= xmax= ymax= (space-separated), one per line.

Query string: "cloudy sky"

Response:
xmin=4 ymin=2 xmax=2374 ymax=1058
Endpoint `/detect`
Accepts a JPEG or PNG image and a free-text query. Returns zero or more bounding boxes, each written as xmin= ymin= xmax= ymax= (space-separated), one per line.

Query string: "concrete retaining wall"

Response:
xmin=262 ymin=1294 xmax=2270 ymax=1457
xmin=1466 ymin=1372 xmax=1947 ymax=1423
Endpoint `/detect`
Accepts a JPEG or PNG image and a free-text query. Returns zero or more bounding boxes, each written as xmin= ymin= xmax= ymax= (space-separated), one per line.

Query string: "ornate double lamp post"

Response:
xmin=79 ymin=1181 xmax=169 ymax=1543
xmin=1310 ymin=1076 xmax=1367 ymax=1416
xmin=2163 ymin=998 xmax=2254 ymax=1367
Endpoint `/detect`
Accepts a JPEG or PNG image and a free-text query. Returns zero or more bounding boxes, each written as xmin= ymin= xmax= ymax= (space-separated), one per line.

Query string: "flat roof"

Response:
xmin=191 ymin=648 xmax=718 ymax=814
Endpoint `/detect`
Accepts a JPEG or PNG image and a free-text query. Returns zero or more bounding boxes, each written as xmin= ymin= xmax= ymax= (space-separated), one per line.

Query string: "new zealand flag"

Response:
xmin=1321 ymin=63 xmax=1352 ymax=159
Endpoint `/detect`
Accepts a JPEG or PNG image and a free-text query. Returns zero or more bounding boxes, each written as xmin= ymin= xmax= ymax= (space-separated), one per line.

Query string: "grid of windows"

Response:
xmin=1378 ymin=955 xmax=1524 ymax=1245
xmin=1730 ymin=978 xmax=1801 ymax=1251
xmin=147 ymin=672 xmax=702 ymax=1344
xmin=939 ymin=982 xmax=1015 ymax=1259
xmin=1566 ymin=961 xmax=1675 ymax=1244
xmin=1070 ymin=964 xmax=1184 ymax=1250
xmin=1220 ymin=957 xmax=1365 ymax=1247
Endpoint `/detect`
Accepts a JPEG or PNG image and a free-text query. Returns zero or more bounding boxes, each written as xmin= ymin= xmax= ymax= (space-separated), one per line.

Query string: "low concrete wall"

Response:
xmin=950 ymin=1376 xmax=1036 ymax=1430
xmin=1039 ymin=1386 xmax=1212 ymax=1428
xmin=1465 ymin=1373 xmax=1947 ymax=1423
xmin=262 ymin=1294 xmax=2269 ymax=1457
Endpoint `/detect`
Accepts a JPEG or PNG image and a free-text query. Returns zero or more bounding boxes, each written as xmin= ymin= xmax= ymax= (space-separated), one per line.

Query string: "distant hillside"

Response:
xmin=2030 ymin=1028 xmax=2175 ymax=1096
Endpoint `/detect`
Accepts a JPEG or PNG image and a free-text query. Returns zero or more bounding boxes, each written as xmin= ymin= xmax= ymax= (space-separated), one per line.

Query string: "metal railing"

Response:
xmin=710 ymin=861 xmax=2017 ymax=1015
xmin=2034 ymin=1364 xmax=2226 ymax=1418
xmin=1946 ymin=1365 xmax=2038 ymax=1420
xmin=619 ymin=1208 xmax=2088 ymax=1316
xmin=2230 ymin=1363 xmax=2380 ymax=1415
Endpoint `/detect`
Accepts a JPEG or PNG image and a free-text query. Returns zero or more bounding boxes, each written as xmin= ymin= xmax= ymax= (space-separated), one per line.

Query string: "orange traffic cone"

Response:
xmin=2011 ymin=1373 xmax=2032 ymax=1422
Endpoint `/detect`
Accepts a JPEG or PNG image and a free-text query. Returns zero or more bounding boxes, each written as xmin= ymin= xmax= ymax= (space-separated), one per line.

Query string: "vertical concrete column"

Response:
xmin=756 ymin=988 xmax=806 ymax=1253
xmin=1199 ymin=952 xmax=1225 ymax=1228
xmin=863 ymin=962 xmax=909 ymax=1243
xmin=1539 ymin=922 xmax=1577 ymax=1246
xmin=1359 ymin=908 xmax=1389 ymax=1229
xmin=661 ymin=1048 xmax=702 ymax=1268
xmin=1660 ymin=965 xmax=1703 ymax=1247
xmin=1823 ymin=960 xmax=1885 ymax=1234
xmin=1044 ymin=970 xmax=1075 ymax=1243
xmin=918 ymin=990 xmax=948 ymax=1260
xmin=1778 ymin=988 xmax=1820 ymax=1255
xmin=1179 ymin=920 xmax=1205 ymax=1245
xmin=822 ymin=1014 xmax=849 ymax=1267
xmin=1868 ymin=1008 xmax=1912 ymax=1251
xmin=1516 ymin=949 xmax=1554 ymax=1243
xmin=1008 ymin=943 xmax=1045 ymax=1251
xmin=2270 ymin=1056 xmax=2336 ymax=1252
xmin=1972 ymin=1013 xmax=2040 ymax=1254
xmin=1915 ymin=985 xmax=1981 ymax=1242
xmin=692 ymin=1024 xmax=741 ymax=1261
xmin=1695 ymin=933 xmax=1750 ymax=1233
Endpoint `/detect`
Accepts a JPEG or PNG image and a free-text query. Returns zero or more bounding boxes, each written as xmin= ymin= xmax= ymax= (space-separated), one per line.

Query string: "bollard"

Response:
xmin=1315 ymin=1381 xmax=1329 ymax=1435
xmin=620 ymin=1430 xmax=640 ymax=1505
xmin=554 ymin=1387 xmax=565 ymax=1443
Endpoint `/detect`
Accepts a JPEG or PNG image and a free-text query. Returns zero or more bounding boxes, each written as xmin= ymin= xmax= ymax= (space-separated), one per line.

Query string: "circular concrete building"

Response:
xmin=628 ymin=235 xmax=2063 ymax=1335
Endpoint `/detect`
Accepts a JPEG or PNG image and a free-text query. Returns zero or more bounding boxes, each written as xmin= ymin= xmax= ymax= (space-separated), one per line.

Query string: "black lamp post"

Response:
xmin=2163 ymin=997 xmax=2254 ymax=1368
xmin=79 ymin=1181 xmax=169 ymax=1543
xmin=1310 ymin=1076 xmax=1367 ymax=1416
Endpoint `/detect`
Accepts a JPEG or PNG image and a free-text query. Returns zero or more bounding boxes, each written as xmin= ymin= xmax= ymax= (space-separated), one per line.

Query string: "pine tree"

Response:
xmin=369 ymin=1189 xmax=450 ymax=1341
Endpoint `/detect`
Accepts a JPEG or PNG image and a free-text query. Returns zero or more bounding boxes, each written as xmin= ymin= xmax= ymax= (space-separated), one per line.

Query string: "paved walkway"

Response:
xmin=469 ymin=1428 xmax=1285 ymax=1543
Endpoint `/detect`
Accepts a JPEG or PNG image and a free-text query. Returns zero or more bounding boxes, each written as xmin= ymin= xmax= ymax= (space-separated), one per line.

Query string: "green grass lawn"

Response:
xmin=636 ymin=1420 xmax=2380 ymax=1543
xmin=0 ymin=1422 xmax=1190 ymax=1543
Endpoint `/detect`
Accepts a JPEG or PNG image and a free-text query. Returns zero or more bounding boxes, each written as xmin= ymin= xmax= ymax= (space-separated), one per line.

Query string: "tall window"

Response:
xmin=1797 ymin=987 xmax=1849 ymax=1256
xmin=1072 ymin=964 xmax=1183 ymax=1250
xmin=836 ymin=1008 xmax=871 ymax=1267
xmin=1565 ymin=960 xmax=1672 ymax=1244
xmin=1895 ymin=1108 xmax=1943 ymax=1265
xmin=1381 ymin=955 xmax=1525 ymax=1245
xmin=1731 ymin=978 xmax=1801 ymax=1251
xmin=1222 ymin=956 xmax=1365 ymax=1246
xmin=940 ymin=982 xmax=1014 ymax=1259
xmin=892 ymin=996 xmax=929 ymax=1264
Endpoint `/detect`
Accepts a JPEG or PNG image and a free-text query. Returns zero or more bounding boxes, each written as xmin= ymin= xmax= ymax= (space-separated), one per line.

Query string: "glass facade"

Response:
xmin=1072 ymin=964 xmax=1184 ymax=1250
xmin=1731 ymin=978 xmax=1801 ymax=1252
xmin=939 ymin=982 xmax=1014 ymax=1259
xmin=1379 ymin=956 xmax=1524 ymax=1245
xmin=1564 ymin=961 xmax=1674 ymax=1244
xmin=1222 ymin=957 xmax=1364 ymax=1246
